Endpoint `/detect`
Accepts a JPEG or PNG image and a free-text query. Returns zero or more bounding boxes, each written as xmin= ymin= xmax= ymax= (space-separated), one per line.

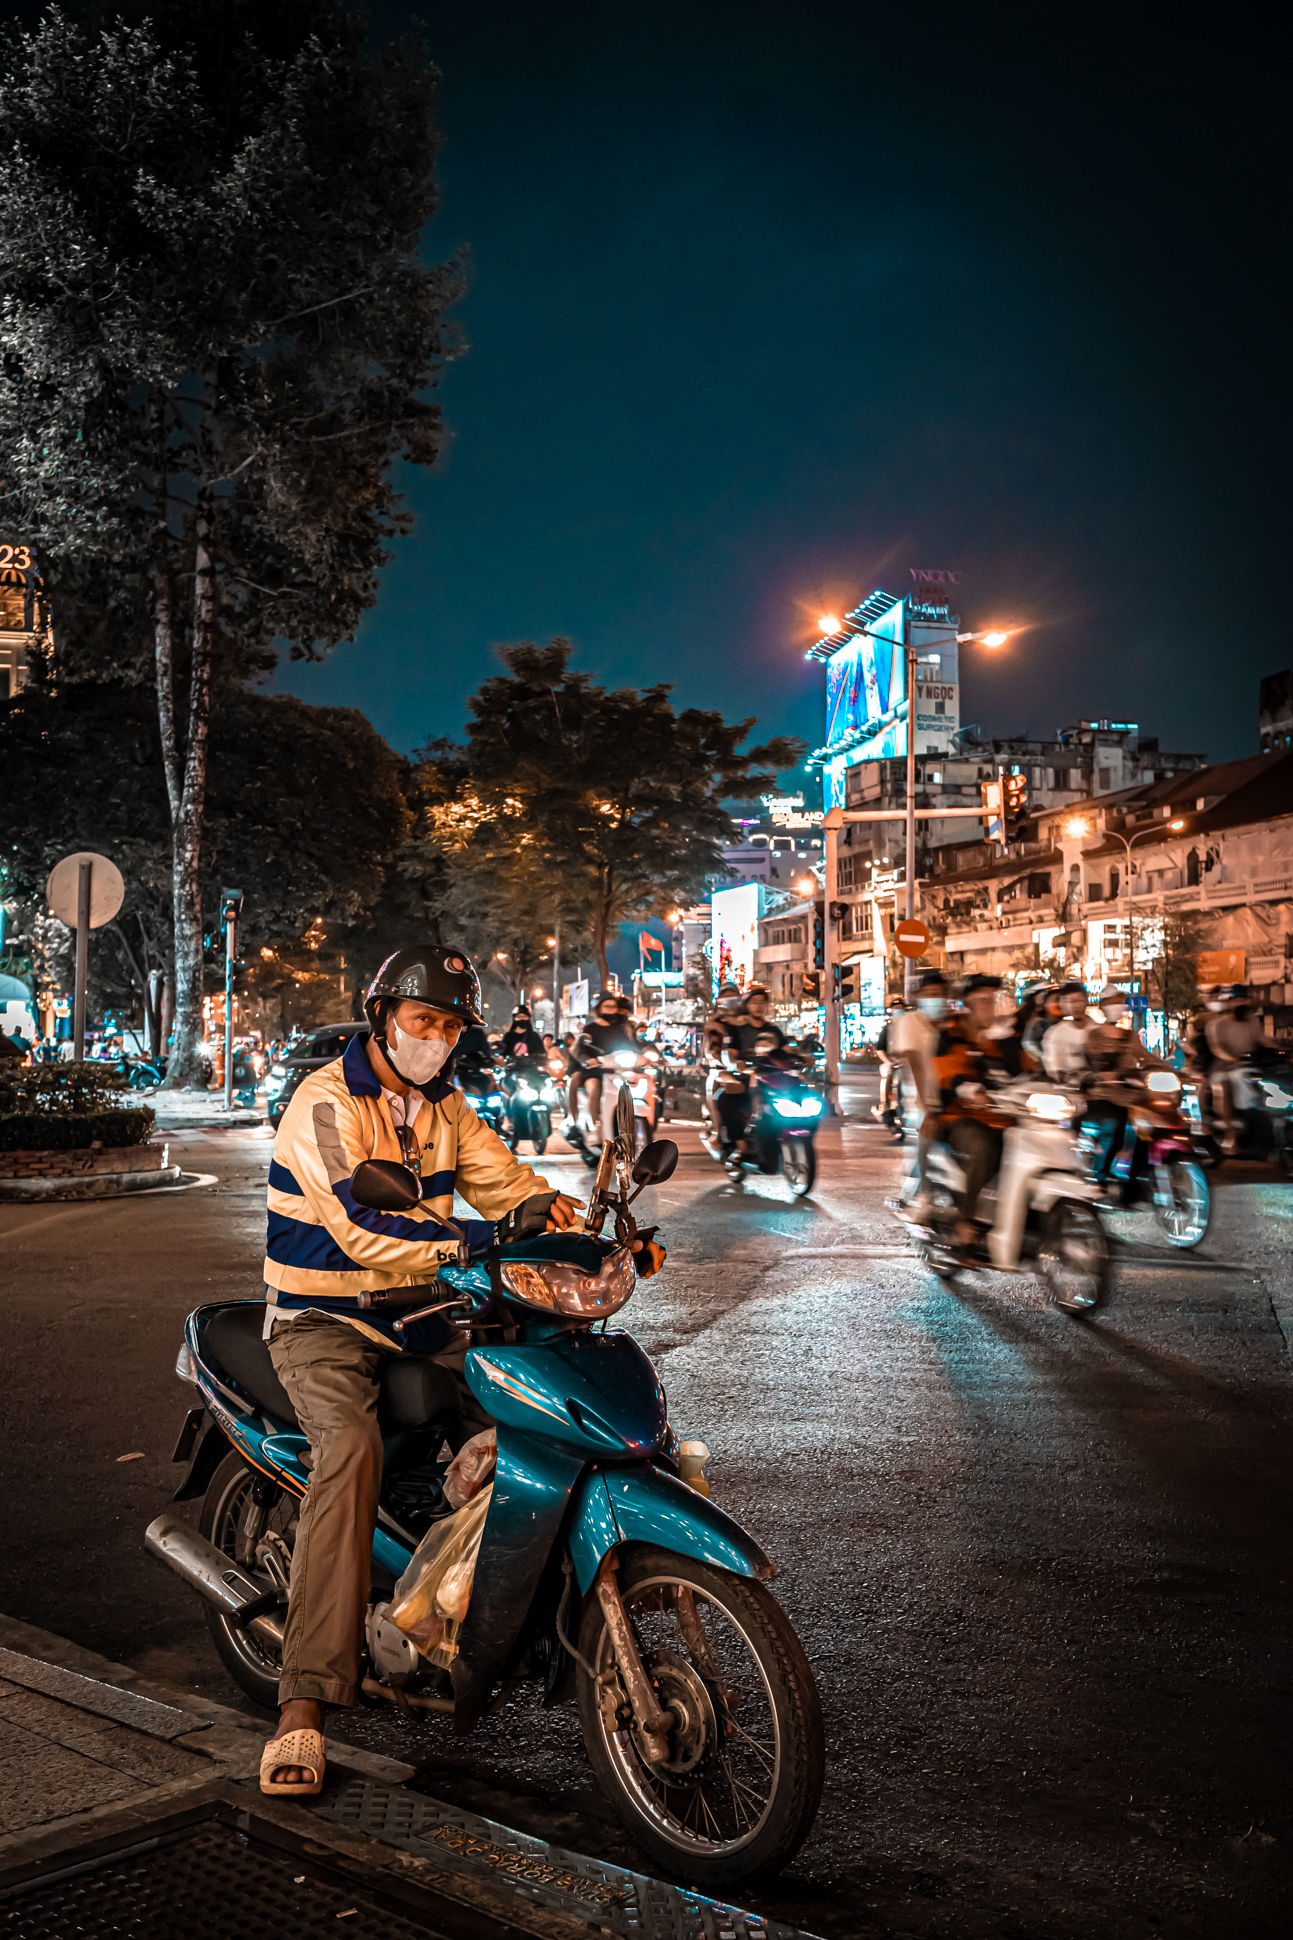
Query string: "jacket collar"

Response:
xmin=342 ymin=1032 xmax=380 ymax=1097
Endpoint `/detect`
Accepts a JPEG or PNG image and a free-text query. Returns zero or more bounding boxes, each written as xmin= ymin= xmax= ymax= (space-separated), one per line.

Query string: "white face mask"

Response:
xmin=387 ymin=1017 xmax=451 ymax=1086
xmin=918 ymin=998 xmax=945 ymax=1018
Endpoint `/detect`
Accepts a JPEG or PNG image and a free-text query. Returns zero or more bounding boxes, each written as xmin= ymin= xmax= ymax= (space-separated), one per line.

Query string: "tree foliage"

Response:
xmin=0 ymin=1 xmax=458 ymax=1078
xmin=417 ymin=642 xmax=803 ymax=989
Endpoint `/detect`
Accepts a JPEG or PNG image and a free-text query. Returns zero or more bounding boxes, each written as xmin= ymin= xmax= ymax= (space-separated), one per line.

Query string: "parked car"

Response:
xmin=266 ymin=1022 xmax=370 ymax=1128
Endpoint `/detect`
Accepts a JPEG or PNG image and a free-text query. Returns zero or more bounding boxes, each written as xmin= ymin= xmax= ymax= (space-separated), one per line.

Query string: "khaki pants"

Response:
xmin=267 ymin=1312 xmax=489 ymax=1708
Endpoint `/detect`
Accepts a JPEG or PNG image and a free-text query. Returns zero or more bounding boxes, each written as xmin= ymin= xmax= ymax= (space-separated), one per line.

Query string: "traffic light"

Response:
xmin=980 ymin=776 xmax=1003 ymax=843
xmin=801 ymin=970 xmax=821 ymax=1000
xmin=1004 ymin=768 xmax=1029 ymax=839
xmin=812 ymin=901 xmax=825 ymax=969
xmin=834 ymin=961 xmax=859 ymax=1004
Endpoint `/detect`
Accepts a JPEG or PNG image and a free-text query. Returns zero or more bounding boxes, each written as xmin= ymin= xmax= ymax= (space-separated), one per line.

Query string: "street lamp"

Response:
xmin=1065 ymin=815 xmax=1185 ymax=989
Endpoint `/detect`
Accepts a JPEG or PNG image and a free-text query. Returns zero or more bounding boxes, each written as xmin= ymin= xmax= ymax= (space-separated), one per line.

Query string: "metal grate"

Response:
xmin=314 ymin=1780 xmax=814 ymax=1940
xmin=0 ymin=1820 xmax=441 ymax=1938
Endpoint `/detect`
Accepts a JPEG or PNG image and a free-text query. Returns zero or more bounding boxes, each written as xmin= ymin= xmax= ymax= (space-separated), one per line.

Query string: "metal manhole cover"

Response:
xmin=0 ymin=1819 xmax=442 ymax=1938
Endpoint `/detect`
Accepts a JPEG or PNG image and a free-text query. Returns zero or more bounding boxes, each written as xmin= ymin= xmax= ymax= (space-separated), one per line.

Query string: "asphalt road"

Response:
xmin=1 ymin=1082 xmax=1290 ymax=1939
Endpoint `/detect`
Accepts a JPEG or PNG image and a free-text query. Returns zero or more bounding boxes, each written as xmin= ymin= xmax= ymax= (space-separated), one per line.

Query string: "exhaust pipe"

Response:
xmin=144 ymin=1513 xmax=285 ymax=1650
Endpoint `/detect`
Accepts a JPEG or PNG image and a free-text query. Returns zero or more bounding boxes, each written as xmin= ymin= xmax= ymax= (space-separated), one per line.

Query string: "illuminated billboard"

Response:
xmin=819 ymin=592 xmax=961 ymax=807
xmin=710 ymin=882 xmax=762 ymax=991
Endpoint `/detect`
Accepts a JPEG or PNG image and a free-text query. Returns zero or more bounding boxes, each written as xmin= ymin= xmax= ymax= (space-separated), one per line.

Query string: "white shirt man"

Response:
xmin=1041 ymin=982 xmax=1092 ymax=1083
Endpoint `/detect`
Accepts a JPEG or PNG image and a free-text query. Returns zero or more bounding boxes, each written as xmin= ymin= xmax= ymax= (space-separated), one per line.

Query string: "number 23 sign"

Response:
xmin=0 ymin=544 xmax=33 ymax=583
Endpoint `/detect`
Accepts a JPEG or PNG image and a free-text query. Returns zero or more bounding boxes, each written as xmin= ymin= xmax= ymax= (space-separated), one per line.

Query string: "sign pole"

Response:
xmin=553 ymin=923 xmax=560 ymax=1035
xmin=73 ymin=858 xmax=92 ymax=1060
xmin=224 ymin=906 xmax=235 ymax=1112
xmin=823 ymin=808 xmax=841 ymax=1104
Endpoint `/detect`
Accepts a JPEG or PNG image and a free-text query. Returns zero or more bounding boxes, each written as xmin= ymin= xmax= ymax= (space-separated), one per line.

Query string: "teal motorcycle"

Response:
xmin=146 ymin=1091 xmax=825 ymax=1886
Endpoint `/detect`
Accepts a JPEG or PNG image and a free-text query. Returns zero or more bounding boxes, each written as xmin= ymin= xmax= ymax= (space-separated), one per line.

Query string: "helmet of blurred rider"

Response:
xmin=1056 ymin=979 xmax=1086 ymax=999
xmin=958 ymin=973 xmax=1002 ymax=999
xmin=512 ymin=1006 xmax=532 ymax=1021
xmin=363 ymin=946 xmax=483 ymax=1035
xmin=1098 ymin=986 xmax=1128 ymax=1009
xmin=917 ymin=970 xmax=948 ymax=991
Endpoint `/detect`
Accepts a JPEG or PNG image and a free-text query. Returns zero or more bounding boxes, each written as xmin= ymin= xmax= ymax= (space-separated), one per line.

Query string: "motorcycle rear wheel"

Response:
xmin=782 ymin=1138 xmax=816 ymax=1197
xmin=1038 ymin=1199 xmax=1110 ymax=1315
xmin=576 ymin=1544 xmax=824 ymax=1887
xmin=198 ymin=1449 xmax=291 ymax=1709
xmin=1153 ymin=1158 xmax=1209 ymax=1247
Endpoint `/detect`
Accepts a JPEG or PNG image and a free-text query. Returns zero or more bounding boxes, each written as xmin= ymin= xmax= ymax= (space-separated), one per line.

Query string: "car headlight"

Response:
xmin=517 ymin=1084 xmax=537 ymax=1101
xmin=772 ymin=1095 xmax=822 ymax=1117
xmin=1146 ymin=1071 xmax=1180 ymax=1094
xmin=499 ymin=1246 xmax=636 ymax=1316
xmin=614 ymin=1051 xmax=637 ymax=1068
xmin=1027 ymin=1092 xmax=1073 ymax=1122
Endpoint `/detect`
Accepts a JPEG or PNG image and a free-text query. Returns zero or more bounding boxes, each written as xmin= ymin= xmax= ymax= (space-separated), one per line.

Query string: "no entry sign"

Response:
xmin=894 ymin=918 xmax=930 ymax=959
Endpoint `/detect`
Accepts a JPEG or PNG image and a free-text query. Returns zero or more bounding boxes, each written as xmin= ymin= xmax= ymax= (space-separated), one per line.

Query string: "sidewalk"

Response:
xmin=0 ymin=1612 xmax=812 ymax=1940
xmin=147 ymin=1087 xmax=264 ymax=1131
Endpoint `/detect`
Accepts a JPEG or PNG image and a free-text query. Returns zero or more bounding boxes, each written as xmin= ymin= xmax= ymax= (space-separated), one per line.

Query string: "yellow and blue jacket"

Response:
xmin=263 ymin=1035 xmax=550 ymax=1349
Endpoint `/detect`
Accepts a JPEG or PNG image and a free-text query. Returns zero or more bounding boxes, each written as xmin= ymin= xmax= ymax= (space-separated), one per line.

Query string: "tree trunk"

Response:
xmin=593 ymin=875 xmax=612 ymax=994
xmin=161 ymin=498 xmax=216 ymax=1087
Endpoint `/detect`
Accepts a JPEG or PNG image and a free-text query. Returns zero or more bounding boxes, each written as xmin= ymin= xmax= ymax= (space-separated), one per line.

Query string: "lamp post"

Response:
xmin=1065 ymin=817 xmax=1185 ymax=990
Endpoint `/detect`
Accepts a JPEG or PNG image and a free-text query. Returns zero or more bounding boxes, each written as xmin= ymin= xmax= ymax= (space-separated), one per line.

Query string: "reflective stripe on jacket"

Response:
xmin=263 ymin=1034 xmax=549 ymax=1347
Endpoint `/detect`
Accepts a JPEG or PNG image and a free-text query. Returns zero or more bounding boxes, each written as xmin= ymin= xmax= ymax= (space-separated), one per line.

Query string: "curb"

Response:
xmin=0 ymin=1163 xmax=184 ymax=1202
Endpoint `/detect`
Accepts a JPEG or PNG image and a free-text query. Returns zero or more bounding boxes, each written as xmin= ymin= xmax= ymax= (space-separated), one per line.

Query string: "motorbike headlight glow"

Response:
xmin=1027 ymin=1092 xmax=1073 ymax=1122
xmin=630 ymin=1080 xmax=648 ymax=1098
xmin=517 ymin=1084 xmax=537 ymax=1101
xmin=270 ymin=1063 xmax=288 ymax=1077
xmin=772 ymin=1095 xmax=822 ymax=1117
xmin=486 ymin=1093 xmax=503 ymax=1106
xmin=1146 ymin=1071 xmax=1180 ymax=1094
xmin=614 ymin=1051 xmax=637 ymax=1068
xmin=499 ymin=1246 xmax=636 ymax=1316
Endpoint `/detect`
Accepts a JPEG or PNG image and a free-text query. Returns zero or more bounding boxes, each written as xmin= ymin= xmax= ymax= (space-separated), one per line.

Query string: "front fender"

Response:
xmin=567 ymin=1463 xmax=776 ymax=1591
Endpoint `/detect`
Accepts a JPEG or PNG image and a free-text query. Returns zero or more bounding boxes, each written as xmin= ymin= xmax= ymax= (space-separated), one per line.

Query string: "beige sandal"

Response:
xmin=259 ymin=1726 xmax=326 ymax=1797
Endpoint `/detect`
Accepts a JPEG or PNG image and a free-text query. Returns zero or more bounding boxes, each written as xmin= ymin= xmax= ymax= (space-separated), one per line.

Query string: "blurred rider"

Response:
xmin=1041 ymin=980 xmax=1092 ymax=1083
xmin=930 ymin=974 xmax=1022 ymax=1248
xmin=873 ymin=992 xmax=907 ymax=1127
xmin=1206 ymin=984 xmax=1280 ymax=1152
xmin=567 ymin=991 xmax=637 ymax=1132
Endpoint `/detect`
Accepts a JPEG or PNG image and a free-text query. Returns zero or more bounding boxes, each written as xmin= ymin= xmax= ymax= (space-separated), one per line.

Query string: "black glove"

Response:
xmin=496 ymin=1191 xmax=559 ymax=1246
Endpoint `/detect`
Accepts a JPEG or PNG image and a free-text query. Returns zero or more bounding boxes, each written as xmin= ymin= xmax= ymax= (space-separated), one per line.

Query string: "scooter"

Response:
xmin=1207 ymin=1057 xmax=1293 ymax=1171
xmin=727 ymin=1063 xmax=822 ymax=1198
xmin=592 ymin=1046 xmax=660 ymax=1156
xmin=501 ymin=1056 xmax=563 ymax=1155
xmin=891 ymin=1080 xmax=1111 ymax=1313
xmin=455 ymin=1055 xmax=505 ymax=1134
xmin=145 ymin=1089 xmax=825 ymax=1886
xmin=1078 ymin=1071 xmax=1210 ymax=1247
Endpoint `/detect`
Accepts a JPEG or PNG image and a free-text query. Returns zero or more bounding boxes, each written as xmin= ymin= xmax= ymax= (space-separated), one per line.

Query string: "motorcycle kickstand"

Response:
xmin=593 ymin=1555 xmax=674 ymax=1765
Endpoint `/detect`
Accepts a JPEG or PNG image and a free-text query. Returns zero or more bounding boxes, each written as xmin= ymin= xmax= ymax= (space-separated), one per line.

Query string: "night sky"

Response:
xmin=270 ymin=3 xmax=1287 ymax=778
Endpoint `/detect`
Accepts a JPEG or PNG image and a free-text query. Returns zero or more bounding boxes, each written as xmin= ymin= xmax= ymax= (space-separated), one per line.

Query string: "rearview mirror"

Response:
xmin=632 ymin=1138 xmax=678 ymax=1186
xmin=349 ymin=1159 xmax=422 ymax=1211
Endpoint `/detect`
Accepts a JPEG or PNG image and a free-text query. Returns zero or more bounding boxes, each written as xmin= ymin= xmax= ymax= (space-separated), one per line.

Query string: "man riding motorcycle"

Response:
xmin=566 ymin=992 xmax=637 ymax=1141
xmin=258 ymin=946 xmax=581 ymax=1795
xmin=928 ymin=974 xmax=1022 ymax=1249
xmin=1040 ymin=979 xmax=1092 ymax=1083
xmin=714 ymin=984 xmax=786 ymax=1162
xmin=1205 ymin=983 xmax=1280 ymax=1153
xmin=501 ymin=1006 xmax=545 ymax=1062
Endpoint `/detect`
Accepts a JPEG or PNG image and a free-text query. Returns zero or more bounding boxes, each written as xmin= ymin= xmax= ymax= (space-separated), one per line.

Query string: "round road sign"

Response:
xmin=894 ymin=917 xmax=930 ymax=959
xmin=46 ymin=852 xmax=125 ymax=929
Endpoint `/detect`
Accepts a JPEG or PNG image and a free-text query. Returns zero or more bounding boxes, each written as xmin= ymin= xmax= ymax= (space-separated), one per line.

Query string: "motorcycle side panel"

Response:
xmin=452 ymin=1427 xmax=584 ymax=1732
xmin=566 ymin=1463 xmax=776 ymax=1591
xmin=466 ymin=1334 xmax=667 ymax=1460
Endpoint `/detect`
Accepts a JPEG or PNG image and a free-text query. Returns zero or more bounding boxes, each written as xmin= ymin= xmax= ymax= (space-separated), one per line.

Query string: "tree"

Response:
xmin=0 ymin=2 xmax=460 ymax=1081
xmin=419 ymin=642 xmax=803 ymax=990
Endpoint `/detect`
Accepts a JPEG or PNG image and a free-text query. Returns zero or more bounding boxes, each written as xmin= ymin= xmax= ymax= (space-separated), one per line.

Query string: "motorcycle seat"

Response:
xmin=201 ymin=1305 xmax=464 ymax=1435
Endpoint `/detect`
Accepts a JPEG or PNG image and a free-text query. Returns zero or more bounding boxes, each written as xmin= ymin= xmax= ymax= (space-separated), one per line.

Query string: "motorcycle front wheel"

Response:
xmin=1153 ymin=1158 xmax=1209 ymax=1247
xmin=1038 ymin=1199 xmax=1111 ymax=1315
xmin=198 ymin=1449 xmax=293 ymax=1709
xmin=781 ymin=1137 xmax=816 ymax=1197
xmin=576 ymin=1544 xmax=824 ymax=1887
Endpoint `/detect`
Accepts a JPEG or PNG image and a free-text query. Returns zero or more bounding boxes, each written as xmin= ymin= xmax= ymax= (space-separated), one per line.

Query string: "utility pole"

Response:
xmin=553 ymin=924 xmax=561 ymax=1034
xmin=823 ymin=808 xmax=841 ymax=1099
xmin=221 ymin=889 xmax=243 ymax=1112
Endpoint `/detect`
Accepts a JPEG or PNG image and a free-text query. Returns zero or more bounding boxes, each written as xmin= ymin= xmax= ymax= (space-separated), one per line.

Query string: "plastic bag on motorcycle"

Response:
xmin=388 ymin=1484 xmax=493 ymax=1667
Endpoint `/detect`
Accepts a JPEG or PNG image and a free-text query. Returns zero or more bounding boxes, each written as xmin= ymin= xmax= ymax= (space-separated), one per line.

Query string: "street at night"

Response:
xmin=2 ymin=1085 xmax=1289 ymax=1937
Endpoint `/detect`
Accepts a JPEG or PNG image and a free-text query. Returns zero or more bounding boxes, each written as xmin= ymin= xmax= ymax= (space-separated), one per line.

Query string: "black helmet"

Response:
xmin=363 ymin=946 xmax=484 ymax=1036
xmin=593 ymin=990 xmax=619 ymax=1012
xmin=512 ymin=1005 xmax=531 ymax=1020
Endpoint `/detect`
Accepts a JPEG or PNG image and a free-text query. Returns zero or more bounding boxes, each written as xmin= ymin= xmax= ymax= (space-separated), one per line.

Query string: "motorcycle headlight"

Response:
xmin=772 ymin=1095 xmax=821 ymax=1117
xmin=499 ymin=1246 xmax=636 ymax=1316
xmin=1146 ymin=1071 xmax=1180 ymax=1094
xmin=517 ymin=1084 xmax=537 ymax=1101
xmin=630 ymin=1080 xmax=648 ymax=1098
xmin=486 ymin=1093 xmax=503 ymax=1107
xmin=270 ymin=1063 xmax=288 ymax=1077
xmin=1026 ymin=1092 xmax=1073 ymax=1123
xmin=614 ymin=1051 xmax=637 ymax=1068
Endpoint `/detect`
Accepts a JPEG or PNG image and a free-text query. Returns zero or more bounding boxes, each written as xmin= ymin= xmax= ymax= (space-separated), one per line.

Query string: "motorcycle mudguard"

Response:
xmin=170 ymin=1408 xmax=229 ymax=1502
xmin=566 ymin=1464 xmax=775 ymax=1592
xmin=451 ymin=1427 xmax=584 ymax=1733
